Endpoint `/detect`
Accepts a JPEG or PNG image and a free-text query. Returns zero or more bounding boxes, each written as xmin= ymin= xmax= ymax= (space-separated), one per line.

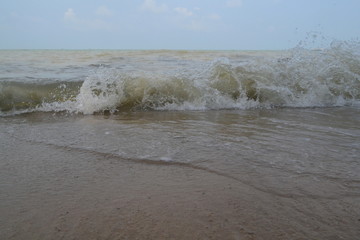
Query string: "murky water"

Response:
xmin=1 ymin=47 xmax=360 ymax=239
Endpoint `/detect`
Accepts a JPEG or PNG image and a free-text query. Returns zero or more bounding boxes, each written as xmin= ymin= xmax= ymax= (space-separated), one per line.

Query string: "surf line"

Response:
xmin=6 ymin=130 xmax=354 ymax=200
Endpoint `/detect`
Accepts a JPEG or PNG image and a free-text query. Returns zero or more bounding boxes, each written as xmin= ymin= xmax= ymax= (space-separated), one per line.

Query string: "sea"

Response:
xmin=1 ymin=41 xmax=360 ymax=238
xmin=1 ymin=41 xmax=360 ymax=194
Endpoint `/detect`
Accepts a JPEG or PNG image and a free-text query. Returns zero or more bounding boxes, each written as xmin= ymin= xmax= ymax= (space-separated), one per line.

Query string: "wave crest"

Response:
xmin=1 ymin=40 xmax=359 ymax=115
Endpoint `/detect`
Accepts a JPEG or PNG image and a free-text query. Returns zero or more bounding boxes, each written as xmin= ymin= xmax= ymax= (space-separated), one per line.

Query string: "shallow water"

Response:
xmin=2 ymin=107 xmax=359 ymax=199
xmin=1 ymin=46 xmax=360 ymax=239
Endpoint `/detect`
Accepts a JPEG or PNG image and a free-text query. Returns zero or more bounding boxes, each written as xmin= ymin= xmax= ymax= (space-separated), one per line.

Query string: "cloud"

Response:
xmin=141 ymin=0 xmax=168 ymax=13
xmin=172 ymin=7 xmax=222 ymax=32
xmin=63 ymin=8 xmax=112 ymax=31
xmin=64 ymin=8 xmax=76 ymax=21
xmin=174 ymin=7 xmax=193 ymax=17
xmin=96 ymin=6 xmax=113 ymax=17
xmin=187 ymin=20 xmax=206 ymax=31
xmin=226 ymin=0 xmax=243 ymax=8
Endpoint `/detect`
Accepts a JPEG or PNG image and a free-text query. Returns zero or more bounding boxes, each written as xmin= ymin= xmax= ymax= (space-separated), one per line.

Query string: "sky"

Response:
xmin=1 ymin=0 xmax=359 ymax=50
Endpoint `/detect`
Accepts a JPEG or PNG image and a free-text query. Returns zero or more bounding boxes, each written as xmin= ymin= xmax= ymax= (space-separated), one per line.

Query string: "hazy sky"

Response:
xmin=1 ymin=0 xmax=359 ymax=50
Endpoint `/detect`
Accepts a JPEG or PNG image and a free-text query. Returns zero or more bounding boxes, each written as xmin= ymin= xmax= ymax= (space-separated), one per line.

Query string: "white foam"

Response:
xmin=2 ymin=40 xmax=359 ymax=116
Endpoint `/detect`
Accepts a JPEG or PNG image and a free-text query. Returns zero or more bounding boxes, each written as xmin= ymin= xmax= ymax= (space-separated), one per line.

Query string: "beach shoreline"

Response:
xmin=1 ymin=124 xmax=359 ymax=240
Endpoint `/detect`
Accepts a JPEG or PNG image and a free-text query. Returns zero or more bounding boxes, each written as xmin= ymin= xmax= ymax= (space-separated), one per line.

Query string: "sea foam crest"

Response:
xmin=73 ymin=41 xmax=360 ymax=113
xmin=74 ymin=57 xmax=260 ymax=114
xmin=1 ymin=40 xmax=359 ymax=115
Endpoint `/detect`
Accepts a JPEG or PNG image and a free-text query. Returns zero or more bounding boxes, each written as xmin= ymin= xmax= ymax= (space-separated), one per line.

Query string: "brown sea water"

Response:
xmin=1 ymin=46 xmax=360 ymax=239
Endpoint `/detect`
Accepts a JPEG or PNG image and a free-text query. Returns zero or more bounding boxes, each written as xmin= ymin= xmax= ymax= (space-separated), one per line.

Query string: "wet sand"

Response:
xmin=1 ymin=129 xmax=360 ymax=240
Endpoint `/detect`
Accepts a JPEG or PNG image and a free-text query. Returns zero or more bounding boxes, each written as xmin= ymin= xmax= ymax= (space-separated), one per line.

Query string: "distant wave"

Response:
xmin=1 ymin=40 xmax=359 ymax=116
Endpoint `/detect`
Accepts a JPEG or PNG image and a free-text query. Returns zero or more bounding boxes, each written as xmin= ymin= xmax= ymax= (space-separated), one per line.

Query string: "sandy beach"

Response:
xmin=1 ymin=123 xmax=359 ymax=240
xmin=1 ymin=0 xmax=360 ymax=238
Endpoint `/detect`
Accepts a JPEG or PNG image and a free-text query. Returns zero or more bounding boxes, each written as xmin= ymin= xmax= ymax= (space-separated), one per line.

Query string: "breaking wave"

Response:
xmin=1 ymin=40 xmax=360 ymax=115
